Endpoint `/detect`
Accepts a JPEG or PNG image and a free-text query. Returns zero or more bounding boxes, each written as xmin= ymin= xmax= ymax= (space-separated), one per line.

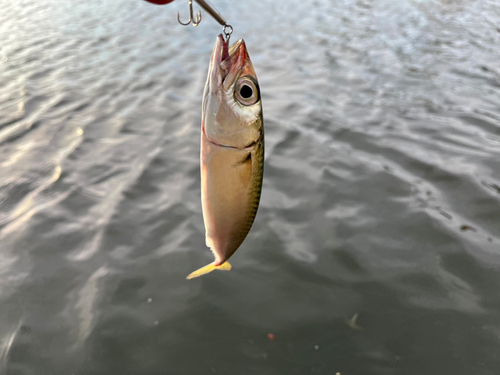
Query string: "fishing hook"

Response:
xmin=178 ymin=0 xmax=229 ymax=30
xmin=177 ymin=0 xmax=202 ymax=27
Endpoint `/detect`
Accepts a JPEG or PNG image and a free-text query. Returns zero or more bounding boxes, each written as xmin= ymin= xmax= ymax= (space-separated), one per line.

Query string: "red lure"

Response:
xmin=143 ymin=0 xmax=174 ymax=4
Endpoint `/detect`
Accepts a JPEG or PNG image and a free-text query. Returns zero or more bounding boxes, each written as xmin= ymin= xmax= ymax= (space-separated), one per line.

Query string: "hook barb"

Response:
xmin=178 ymin=0 xmax=202 ymax=27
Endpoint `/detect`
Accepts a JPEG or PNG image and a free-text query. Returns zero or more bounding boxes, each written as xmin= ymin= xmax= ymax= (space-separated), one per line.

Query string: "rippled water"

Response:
xmin=1 ymin=0 xmax=500 ymax=373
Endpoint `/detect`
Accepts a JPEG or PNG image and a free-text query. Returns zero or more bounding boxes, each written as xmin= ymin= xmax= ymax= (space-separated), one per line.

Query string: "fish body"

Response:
xmin=187 ymin=34 xmax=264 ymax=279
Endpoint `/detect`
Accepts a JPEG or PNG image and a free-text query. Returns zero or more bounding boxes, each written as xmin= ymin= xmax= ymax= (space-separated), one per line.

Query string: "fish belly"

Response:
xmin=200 ymin=132 xmax=263 ymax=264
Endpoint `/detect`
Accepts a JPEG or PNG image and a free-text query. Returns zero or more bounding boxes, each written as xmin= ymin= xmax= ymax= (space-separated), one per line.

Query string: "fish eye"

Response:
xmin=235 ymin=77 xmax=259 ymax=106
xmin=240 ymin=85 xmax=253 ymax=99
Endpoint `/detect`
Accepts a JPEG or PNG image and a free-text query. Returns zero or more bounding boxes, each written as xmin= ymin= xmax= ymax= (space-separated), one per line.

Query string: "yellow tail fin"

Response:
xmin=186 ymin=261 xmax=232 ymax=280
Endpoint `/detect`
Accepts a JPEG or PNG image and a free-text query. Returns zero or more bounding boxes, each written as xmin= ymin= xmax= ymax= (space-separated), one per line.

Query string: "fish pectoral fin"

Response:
xmin=236 ymin=152 xmax=252 ymax=165
xmin=186 ymin=261 xmax=232 ymax=280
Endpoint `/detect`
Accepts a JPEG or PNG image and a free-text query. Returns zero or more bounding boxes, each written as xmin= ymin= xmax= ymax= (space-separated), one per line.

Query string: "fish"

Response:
xmin=187 ymin=34 xmax=264 ymax=279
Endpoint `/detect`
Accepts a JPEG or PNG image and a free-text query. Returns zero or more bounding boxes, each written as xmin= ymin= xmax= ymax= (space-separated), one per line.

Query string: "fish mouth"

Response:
xmin=216 ymin=35 xmax=246 ymax=70
xmin=209 ymin=35 xmax=248 ymax=91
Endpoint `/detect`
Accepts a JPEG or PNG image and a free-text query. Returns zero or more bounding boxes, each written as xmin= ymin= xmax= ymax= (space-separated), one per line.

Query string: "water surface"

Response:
xmin=1 ymin=0 xmax=500 ymax=374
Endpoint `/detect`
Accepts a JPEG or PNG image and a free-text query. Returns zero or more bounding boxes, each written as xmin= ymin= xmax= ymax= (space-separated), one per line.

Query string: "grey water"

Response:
xmin=1 ymin=0 xmax=500 ymax=374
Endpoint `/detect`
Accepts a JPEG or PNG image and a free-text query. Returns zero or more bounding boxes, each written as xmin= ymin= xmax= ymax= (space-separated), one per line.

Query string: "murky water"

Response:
xmin=1 ymin=0 xmax=500 ymax=374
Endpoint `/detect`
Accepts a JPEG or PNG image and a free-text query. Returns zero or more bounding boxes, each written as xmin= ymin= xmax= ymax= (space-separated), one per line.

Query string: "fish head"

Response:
xmin=203 ymin=34 xmax=262 ymax=149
